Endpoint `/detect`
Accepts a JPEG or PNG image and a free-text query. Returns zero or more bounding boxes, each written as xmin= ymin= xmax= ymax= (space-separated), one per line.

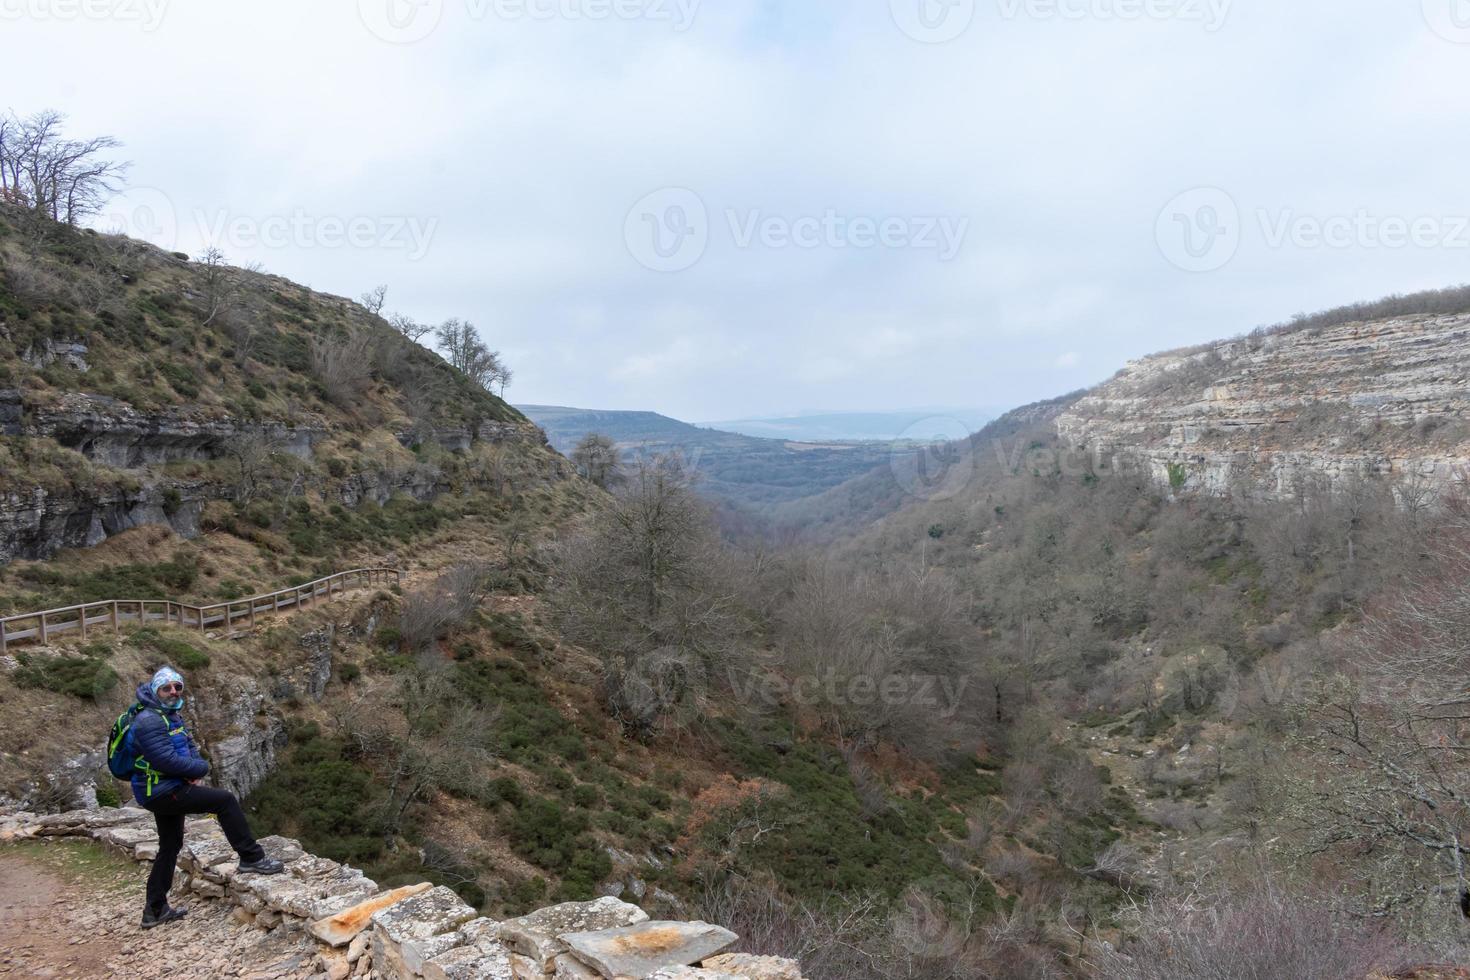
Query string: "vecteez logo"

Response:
xmin=624 ymin=188 xmax=710 ymax=273
xmin=1423 ymin=0 xmax=1470 ymax=43
xmin=624 ymin=187 xmax=970 ymax=273
xmin=195 ymin=209 xmax=440 ymax=260
xmin=96 ymin=186 xmax=180 ymax=250
xmin=1158 ymin=187 xmax=1470 ymax=273
xmin=890 ymin=0 xmax=977 ymax=43
xmin=1156 ymin=187 xmax=1241 ymax=273
xmin=358 ymin=0 xmax=444 ymax=43
xmin=0 ymin=0 xmax=168 ymax=30
xmin=890 ymin=417 xmax=977 ymax=503
xmin=358 ymin=0 xmax=699 ymax=43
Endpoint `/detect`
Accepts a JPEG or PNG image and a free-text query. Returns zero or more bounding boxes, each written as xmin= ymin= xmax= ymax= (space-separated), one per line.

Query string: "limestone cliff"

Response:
xmin=1055 ymin=310 xmax=1470 ymax=499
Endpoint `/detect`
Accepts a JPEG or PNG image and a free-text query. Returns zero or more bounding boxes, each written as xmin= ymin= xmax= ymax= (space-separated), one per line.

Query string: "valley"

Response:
xmin=4 ymin=197 xmax=1470 ymax=979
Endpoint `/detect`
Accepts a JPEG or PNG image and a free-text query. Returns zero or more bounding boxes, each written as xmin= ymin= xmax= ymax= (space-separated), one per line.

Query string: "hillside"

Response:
xmin=517 ymin=404 xmax=896 ymax=512
xmin=1056 ymin=289 xmax=1470 ymax=500
xmin=0 ymin=204 xmax=570 ymax=571
xmin=0 ymin=211 xmax=1021 ymax=980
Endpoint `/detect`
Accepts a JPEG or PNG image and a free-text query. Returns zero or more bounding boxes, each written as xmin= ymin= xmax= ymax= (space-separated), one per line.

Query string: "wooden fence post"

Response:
xmin=0 ymin=619 xmax=7 ymax=655
xmin=78 ymin=605 xmax=87 ymax=641
xmin=111 ymin=602 xmax=119 ymax=634
xmin=38 ymin=614 xmax=47 ymax=646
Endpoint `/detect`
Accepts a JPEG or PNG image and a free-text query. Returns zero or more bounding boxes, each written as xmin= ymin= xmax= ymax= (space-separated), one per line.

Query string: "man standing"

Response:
xmin=129 ymin=666 xmax=285 ymax=928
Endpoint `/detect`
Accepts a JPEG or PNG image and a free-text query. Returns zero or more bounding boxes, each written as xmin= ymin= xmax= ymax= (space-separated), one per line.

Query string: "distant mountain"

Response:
xmin=516 ymin=405 xmax=898 ymax=512
xmin=704 ymin=409 xmax=999 ymax=443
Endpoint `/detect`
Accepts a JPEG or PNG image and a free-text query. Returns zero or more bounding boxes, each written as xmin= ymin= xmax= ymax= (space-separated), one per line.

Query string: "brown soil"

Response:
xmin=0 ymin=840 xmax=317 ymax=980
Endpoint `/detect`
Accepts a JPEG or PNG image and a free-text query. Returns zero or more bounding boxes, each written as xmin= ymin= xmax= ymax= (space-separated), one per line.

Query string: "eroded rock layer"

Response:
xmin=1055 ymin=314 xmax=1470 ymax=498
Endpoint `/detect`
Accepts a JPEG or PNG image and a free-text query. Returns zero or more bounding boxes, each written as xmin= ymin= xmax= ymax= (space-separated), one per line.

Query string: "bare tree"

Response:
xmin=1292 ymin=498 xmax=1470 ymax=921
xmin=0 ymin=110 xmax=129 ymax=226
xmin=227 ymin=430 xmax=284 ymax=504
xmin=570 ymin=432 xmax=623 ymax=489
xmin=1094 ymin=879 xmax=1408 ymax=980
xmin=549 ymin=453 xmax=744 ymax=736
xmin=337 ymin=665 xmax=497 ymax=841
xmin=311 ymin=327 xmax=375 ymax=408
xmin=389 ymin=313 xmax=434 ymax=345
xmin=359 ymin=284 xmax=387 ymax=316
xmin=396 ymin=563 xmax=489 ymax=653
xmin=198 ymin=247 xmax=257 ymax=328
xmin=434 ymin=318 xmax=510 ymax=394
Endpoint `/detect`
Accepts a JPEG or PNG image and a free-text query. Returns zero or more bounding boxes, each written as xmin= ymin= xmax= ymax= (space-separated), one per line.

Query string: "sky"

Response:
xmin=6 ymin=0 xmax=1470 ymax=422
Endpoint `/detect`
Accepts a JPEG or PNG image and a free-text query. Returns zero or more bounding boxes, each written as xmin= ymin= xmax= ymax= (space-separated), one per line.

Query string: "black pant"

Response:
xmin=145 ymin=784 xmax=266 ymax=912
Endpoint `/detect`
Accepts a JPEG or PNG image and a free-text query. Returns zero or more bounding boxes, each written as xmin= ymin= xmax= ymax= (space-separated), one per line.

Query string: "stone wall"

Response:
xmin=0 ymin=806 xmax=807 ymax=980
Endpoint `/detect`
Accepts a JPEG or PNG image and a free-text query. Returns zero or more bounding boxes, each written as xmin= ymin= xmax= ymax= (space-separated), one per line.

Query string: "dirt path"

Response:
xmin=0 ymin=840 xmax=317 ymax=980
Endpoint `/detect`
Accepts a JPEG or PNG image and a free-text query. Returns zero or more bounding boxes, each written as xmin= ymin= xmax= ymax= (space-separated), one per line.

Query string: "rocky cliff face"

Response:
xmin=1055 ymin=312 xmax=1470 ymax=499
xmin=0 ymin=385 xmax=554 ymax=564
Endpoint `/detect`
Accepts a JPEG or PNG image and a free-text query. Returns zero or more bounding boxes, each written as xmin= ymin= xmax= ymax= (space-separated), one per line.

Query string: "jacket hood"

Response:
xmin=136 ymin=682 xmax=165 ymax=711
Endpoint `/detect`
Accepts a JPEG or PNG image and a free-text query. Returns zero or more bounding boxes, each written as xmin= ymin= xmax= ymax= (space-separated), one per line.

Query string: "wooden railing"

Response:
xmin=0 ymin=568 xmax=402 ymax=654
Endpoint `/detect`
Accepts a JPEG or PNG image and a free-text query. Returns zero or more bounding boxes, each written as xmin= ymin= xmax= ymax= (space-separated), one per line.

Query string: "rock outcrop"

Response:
xmin=0 ymin=390 xmax=558 ymax=564
xmin=1056 ymin=313 xmax=1470 ymax=499
xmin=0 ymin=807 xmax=807 ymax=980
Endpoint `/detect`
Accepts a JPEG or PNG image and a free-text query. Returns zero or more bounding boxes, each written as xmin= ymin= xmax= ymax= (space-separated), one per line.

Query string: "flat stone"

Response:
xmin=372 ymin=886 xmax=478 ymax=979
xmin=562 ymin=921 xmax=738 ymax=979
xmin=401 ymin=931 xmax=467 ymax=977
xmin=459 ymin=918 xmax=501 ymax=946
xmin=551 ymin=953 xmax=601 ymax=978
xmin=499 ymin=897 xmax=649 ymax=968
xmin=647 ymin=971 xmax=742 ymax=980
xmin=508 ymin=952 xmax=541 ymax=979
xmin=701 ymin=954 xmax=805 ymax=979
xmin=310 ymin=883 xmax=435 ymax=947
xmin=98 ymin=825 xmax=158 ymax=850
xmin=134 ymin=841 xmax=159 ymax=861
xmin=192 ymin=879 xmax=226 ymax=899
xmin=423 ymin=940 xmax=514 ymax=980
xmin=40 ymin=807 xmax=149 ymax=831
xmin=182 ymin=834 xmax=237 ymax=879
xmin=372 ymin=885 xmax=479 ymax=944
xmin=256 ymin=834 xmax=307 ymax=864
xmin=244 ymin=873 xmax=375 ymax=921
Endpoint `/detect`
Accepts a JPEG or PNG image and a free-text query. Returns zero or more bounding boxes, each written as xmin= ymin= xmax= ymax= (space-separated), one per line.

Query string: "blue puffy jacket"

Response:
xmin=129 ymin=681 xmax=210 ymax=806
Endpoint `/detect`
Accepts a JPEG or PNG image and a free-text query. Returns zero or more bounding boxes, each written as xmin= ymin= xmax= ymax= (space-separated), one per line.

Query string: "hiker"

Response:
xmin=128 ymin=666 xmax=285 ymax=928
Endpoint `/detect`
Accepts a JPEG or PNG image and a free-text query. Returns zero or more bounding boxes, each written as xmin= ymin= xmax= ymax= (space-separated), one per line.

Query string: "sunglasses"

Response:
xmin=158 ymin=683 xmax=185 ymax=695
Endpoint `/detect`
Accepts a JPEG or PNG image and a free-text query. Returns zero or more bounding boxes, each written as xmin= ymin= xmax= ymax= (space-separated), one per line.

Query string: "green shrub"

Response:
xmin=246 ymin=735 xmax=383 ymax=866
xmin=19 ymin=560 xmax=197 ymax=605
xmin=94 ymin=778 xmax=121 ymax=809
xmin=506 ymin=876 xmax=548 ymax=913
xmin=500 ymin=796 xmax=611 ymax=900
xmin=482 ymin=777 xmax=526 ymax=808
xmin=14 ymin=654 xmax=117 ymax=700
xmin=128 ymin=629 xmax=211 ymax=671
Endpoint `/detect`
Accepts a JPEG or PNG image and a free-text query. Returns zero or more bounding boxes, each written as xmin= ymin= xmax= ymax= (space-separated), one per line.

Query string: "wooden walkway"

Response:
xmin=0 ymin=568 xmax=402 ymax=653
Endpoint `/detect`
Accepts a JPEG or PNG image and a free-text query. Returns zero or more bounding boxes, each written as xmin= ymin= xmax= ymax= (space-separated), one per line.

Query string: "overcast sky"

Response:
xmin=7 ymin=0 xmax=1470 ymax=422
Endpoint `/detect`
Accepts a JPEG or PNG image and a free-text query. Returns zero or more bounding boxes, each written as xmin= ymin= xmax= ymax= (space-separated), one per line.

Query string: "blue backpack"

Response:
xmin=107 ymin=704 xmax=162 ymax=779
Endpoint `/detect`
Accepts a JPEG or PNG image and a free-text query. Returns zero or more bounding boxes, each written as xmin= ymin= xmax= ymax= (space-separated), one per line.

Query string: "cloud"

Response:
xmin=6 ymin=0 xmax=1467 ymax=421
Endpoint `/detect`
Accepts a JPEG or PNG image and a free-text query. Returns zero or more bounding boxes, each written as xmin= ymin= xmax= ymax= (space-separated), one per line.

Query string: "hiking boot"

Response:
xmin=141 ymin=904 xmax=187 ymax=929
xmin=236 ymin=856 xmax=285 ymax=875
